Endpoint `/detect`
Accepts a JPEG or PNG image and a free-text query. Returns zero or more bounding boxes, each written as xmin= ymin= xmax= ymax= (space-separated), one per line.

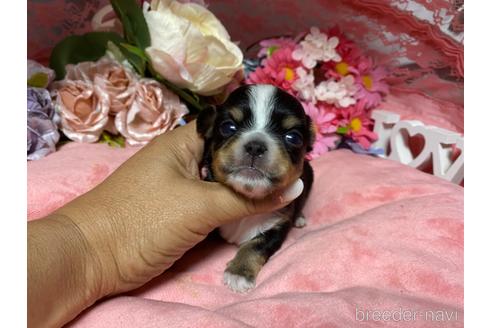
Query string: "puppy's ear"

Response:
xmin=305 ymin=115 xmax=315 ymax=153
xmin=197 ymin=105 xmax=217 ymax=139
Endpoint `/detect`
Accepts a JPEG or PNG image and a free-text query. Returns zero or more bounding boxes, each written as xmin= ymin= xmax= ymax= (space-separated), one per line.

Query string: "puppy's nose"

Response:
xmin=244 ymin=140 xmax=267 ymax=157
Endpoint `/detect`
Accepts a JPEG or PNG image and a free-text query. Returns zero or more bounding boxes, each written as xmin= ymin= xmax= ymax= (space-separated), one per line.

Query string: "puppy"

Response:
xmin=197 ymin=84 xmax=314 ymax=293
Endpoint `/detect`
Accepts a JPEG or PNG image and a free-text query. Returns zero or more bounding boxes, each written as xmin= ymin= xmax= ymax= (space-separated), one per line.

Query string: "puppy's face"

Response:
xmin=198 ymin=84 xmax=314 ymax=199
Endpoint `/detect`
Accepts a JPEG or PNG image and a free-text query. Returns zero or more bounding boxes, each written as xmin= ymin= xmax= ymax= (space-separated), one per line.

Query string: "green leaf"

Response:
xmin=107 ymin=41 xmax=146 ymax=76
xmin=121 ymin=48 xmax=146 ymax=76
xmin=99 ymin=131 xmax=126 ymax=148
xmin=110 ymin=0 xmax=151 ymax=50
xmin=120 ymin=43 xmax=148 ymax=61
xmin=267 ymin=46 xmax=279 ymax=57
xmin=337 ymin=126 xmax=349 ymax=135
xmin=49 ymin=32 xmax=127 ymax=80
xmin=27 ymin=72 xmax=49 ymax=88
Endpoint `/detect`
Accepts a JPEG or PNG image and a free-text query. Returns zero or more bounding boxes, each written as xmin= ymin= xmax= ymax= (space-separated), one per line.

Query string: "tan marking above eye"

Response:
xmin=228 ymin=107 xmax=244 ymax=122
xmin=281 ymin=116 xmax=302 ymax=130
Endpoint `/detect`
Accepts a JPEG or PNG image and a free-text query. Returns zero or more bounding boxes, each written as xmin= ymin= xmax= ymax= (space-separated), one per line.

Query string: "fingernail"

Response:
xmin=281 ymin=179 xmax=304 ymax=203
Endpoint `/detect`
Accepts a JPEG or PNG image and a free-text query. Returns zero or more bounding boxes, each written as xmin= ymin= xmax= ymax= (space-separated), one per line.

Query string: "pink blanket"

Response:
xmin=28 ymin=143 xmax=463 ymax=327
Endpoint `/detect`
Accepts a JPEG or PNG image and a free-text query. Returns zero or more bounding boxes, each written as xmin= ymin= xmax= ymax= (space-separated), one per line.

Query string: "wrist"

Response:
xmin=28 ymin=214 xmax=105 ymax=327
xmin=53 ymin=197 xmax=120 ymax=299
xmin=51 ymin=213 xmax=107 ymax=298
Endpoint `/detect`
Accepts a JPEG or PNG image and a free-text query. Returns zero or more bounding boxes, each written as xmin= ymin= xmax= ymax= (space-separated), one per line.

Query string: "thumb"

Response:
xmin=205 ymin=179 xmax=305 ymax=225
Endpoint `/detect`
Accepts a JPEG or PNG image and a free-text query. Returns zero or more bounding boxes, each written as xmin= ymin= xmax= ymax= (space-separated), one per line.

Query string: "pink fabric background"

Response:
xmin=28 ymin=145 xmax=463 ymax=327
xmin=27 ymin=142 xmax=141 ymax=220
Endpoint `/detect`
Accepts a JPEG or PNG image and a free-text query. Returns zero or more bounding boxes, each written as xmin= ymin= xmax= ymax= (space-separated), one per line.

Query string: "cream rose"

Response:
xmin=143 ymin=0 xmax=243 ymax=96
xmin=115 ymin=79 xmax=188 ymax=146
xmin=54 ymin=80 xmax=110 ymax=143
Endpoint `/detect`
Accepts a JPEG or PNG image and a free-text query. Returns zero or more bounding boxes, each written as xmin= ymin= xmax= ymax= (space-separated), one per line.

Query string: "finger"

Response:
xmin=173 ymin=120 xmax=204 ymax=160
xmin=153 ymin=120 xmax=204 ymax=161
xmin=277 ymin=179 xmax=304 ymax=204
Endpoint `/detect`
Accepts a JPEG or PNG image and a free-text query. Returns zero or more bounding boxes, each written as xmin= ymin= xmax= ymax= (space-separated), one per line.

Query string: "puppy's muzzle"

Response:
xmin=244 ymin=140 xmax=267 ymax=158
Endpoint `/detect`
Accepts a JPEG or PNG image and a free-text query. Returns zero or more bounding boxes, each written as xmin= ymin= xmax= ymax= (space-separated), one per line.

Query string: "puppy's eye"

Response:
xmin=284 ymin=131 xmax=304 ymax=147
xmin=219 ymin=120 xmax=238 ymax=137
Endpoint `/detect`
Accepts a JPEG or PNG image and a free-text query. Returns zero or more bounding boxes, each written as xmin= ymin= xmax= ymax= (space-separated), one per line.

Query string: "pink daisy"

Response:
xmin=333 ymin=103 xmax=378 ymax=149
xmin=352 ymin=56 xmax=389 ymax=110
xmin=302 ymin=101 xmax=340 ymax=160
xmin=326 ymin=26 xmax=363 ymax=63
xmin=244 ymin=65 xmax=275 ymax=86
xmin=246 ymin=47 xmax=302 ymax=93
xmin=322 ymin=27 xmax=362 ymax=79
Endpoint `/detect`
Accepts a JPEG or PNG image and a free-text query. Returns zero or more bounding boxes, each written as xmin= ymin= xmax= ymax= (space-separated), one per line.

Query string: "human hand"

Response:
xmin=54 ymin=120 xmax=304 ymax=299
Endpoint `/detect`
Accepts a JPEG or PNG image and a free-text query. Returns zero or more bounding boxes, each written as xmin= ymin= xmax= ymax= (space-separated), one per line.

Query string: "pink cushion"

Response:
xmin=28 ymin=144 xmax=463 ymax=327
xmin=27 ymin=142 xmax=141 ymax=220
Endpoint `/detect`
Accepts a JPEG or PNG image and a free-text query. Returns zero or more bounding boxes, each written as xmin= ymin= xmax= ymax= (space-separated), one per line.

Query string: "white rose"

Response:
xmin=143 ymin=0 xmax=243 ymax=96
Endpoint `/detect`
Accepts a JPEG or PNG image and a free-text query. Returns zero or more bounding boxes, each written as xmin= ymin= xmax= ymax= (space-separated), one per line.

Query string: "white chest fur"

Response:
xmin=219 ymin=212 xmax=284 ymax=245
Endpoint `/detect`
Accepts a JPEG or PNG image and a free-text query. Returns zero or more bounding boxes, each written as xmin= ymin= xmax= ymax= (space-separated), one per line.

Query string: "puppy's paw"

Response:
xmin=294 ymin=215 xmax=307 ymax=228
xmin=223 ymin=270 xmax=255 ymax=293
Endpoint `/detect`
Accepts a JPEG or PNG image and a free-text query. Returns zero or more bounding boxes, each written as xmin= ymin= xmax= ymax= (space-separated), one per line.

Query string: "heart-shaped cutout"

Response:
xmin=389 ymin=121 xmax=431 ymax=168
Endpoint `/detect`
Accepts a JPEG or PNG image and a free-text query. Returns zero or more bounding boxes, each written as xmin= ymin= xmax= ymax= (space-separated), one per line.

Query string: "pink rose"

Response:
xmin=65 ymin=60 xmax=102 ymax=82
xmin=94 ymin=63 xmax=137 ymax=114
xmin=66 ymin=57 xmax=137 ymax=114
xmin=54 ymin=80 xmax=110 ymax=143
xmin=115 ymin=79 xmax=188 ymax=146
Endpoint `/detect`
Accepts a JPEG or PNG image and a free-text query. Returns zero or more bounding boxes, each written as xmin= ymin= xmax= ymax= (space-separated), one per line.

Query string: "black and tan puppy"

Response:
xmin=197 ymin=84 xmax=314 ymax=292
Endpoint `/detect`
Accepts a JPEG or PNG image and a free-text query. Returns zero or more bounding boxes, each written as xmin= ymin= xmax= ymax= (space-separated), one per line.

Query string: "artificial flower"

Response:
xmin=115 ymin=79 xmax=188 ymax=146
xmin=65 ymin=57 xmax=138 ymax=114
xmin=314 ymin=75 xmax=357 ymax=108
xmin=92 ymin=0 xmax=209 ymax=37
xmin=333 ymin=103 xmax=377 ymax=149
xmin=65 ymin=60 xmax=104 ymax=83
xmin=325 ymin=26 xmax=362 ymax=63
xmin=27 ymin=60 xmax=55 ymax=88
xmin=246 ymin=26 xmax=385 ymax=153
xmin=103 ymin=116 xmax=119 ymax=135
xmin=303 ymin=102 xmax=340 ymax=160
xmin=243 ymin=65 xmax=275 ymax=86
xmin=258 ymin=37 xmax=297 ymax=58
xmin=353 ymin=56 xmax=389 ymax=109
xmin=143 ymin=0 xmax=243 ymax=95
xmin=292 ymin=67 xmax=316 ymax=102
xmin=321 ymin=26 xmax=363 ymax=79
xmin=93 ymin=61 xmax=137 ymax=114
xmin=292 ymin=27 xmax=341 ymax=69
xmin=27 ymin=87 xmax=60 ymax=160
xmin=246 ymin=47 xmax=301 ymax=92
xmin=54 ymin=80 xmax=110 ymax=143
